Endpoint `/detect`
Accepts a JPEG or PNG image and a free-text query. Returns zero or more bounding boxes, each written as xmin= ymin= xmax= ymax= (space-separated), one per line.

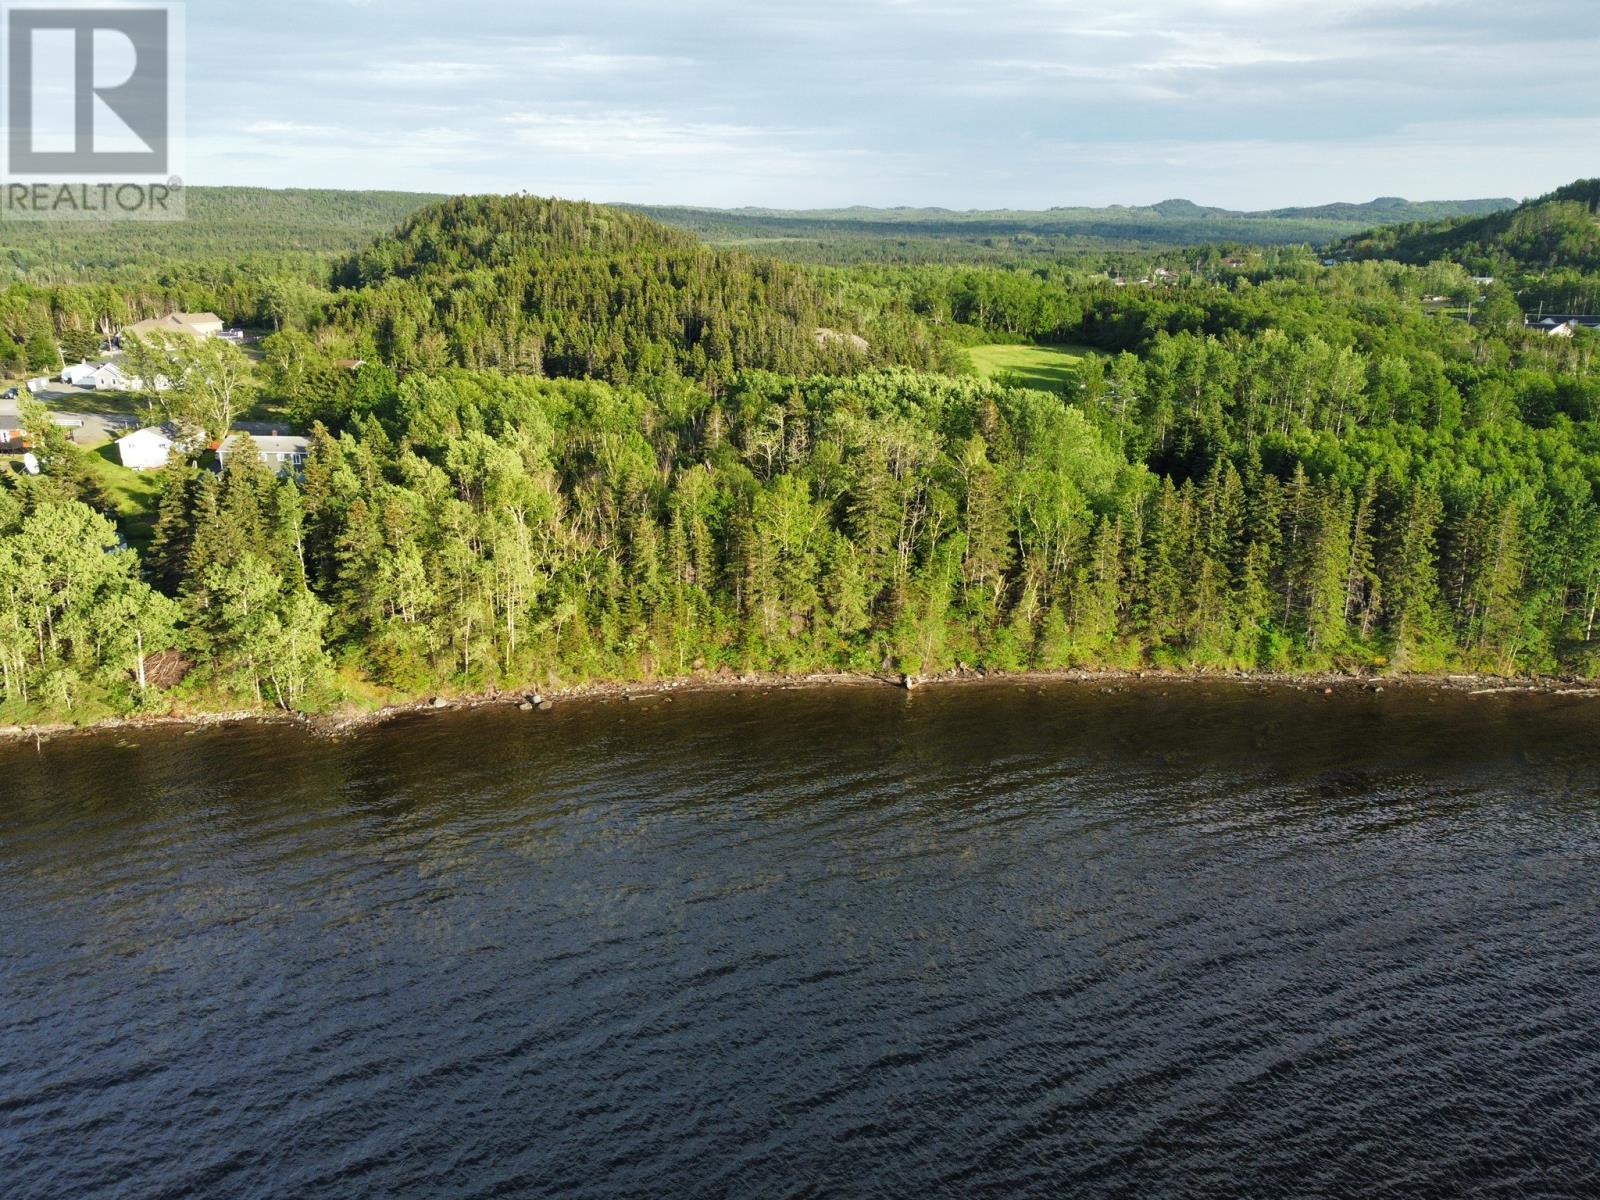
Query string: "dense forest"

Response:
xmin=2 ymin=187 xmax=1599 ymax=725
xmin=0 ymin=187 xmax=439 ymax=281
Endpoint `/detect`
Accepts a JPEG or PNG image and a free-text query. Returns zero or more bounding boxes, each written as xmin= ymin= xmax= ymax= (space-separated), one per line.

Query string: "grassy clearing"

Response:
xmin=82 ymin=443 xmax=164 ymax=551
xmin=966 ymin=343 xmax=1099 ymax=392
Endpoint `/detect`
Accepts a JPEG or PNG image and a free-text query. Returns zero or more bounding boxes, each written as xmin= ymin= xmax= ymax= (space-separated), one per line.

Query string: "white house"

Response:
xmin=116 ymin=427 xmax=175 ymax=471
xmin=87 ymin=361 xmax=138 ymax=390
xmin=61 ymin=359 xmax=147 ymax=391
xmin=216 ymin=432 xmax=310 ymax=476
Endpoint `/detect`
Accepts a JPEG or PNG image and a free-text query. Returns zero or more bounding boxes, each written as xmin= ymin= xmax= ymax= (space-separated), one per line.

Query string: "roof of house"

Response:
xmin=118 ymin=426 xmax=173 ymax=447
xmin=218 ymin=433 xmax=310 ymax=458
xmin=123 ymin=312 xmax=224 ymax=338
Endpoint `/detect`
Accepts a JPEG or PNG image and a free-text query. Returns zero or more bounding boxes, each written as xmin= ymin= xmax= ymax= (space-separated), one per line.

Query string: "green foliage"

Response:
xmin=3 ymin=187 xmax=1600 ymax=728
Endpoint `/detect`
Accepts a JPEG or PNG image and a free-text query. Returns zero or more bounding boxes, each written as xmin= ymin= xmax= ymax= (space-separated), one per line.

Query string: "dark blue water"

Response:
xmin=3 ymin=682 xmax=1600 ymax=1198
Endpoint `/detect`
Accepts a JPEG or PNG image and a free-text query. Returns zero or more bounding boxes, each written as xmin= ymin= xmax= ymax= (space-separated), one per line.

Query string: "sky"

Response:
xmin=178 ymin=0 xmax=1599 ymax=210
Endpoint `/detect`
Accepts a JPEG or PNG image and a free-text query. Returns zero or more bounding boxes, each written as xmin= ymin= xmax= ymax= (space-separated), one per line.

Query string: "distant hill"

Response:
xmin=630 ymin=196 xmax=1517 ymax=260
xmin=1267 ymin=196 xmax=1513 ymax=223
xmin=0 ymin=186 xmax=1522 ymax=279
xmin=1337 ymin=179 xmax=1600 ymax=272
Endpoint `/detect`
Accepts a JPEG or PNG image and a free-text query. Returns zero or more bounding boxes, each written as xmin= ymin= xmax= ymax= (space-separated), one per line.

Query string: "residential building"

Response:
xmin=216 ymin=432 xmax=310 ymax=476
xmin=116 ymin=427 xmax=176 ymax=471
xmin=121 ymin=312 xmax=226 ymax=341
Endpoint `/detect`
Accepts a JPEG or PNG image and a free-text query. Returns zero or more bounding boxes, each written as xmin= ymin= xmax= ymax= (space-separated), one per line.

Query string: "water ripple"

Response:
xmin=4 ymin=683 xmax=1600 ymax=1198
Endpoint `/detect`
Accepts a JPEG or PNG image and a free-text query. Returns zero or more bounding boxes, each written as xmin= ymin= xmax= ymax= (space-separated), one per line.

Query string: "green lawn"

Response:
xmin=966 ymin=343 xmax=1099 ymax=391
xmin=83 ymin=443 xmax=164 ymax=551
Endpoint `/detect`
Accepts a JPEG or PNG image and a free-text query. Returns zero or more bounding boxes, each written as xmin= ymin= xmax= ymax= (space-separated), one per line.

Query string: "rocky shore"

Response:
xmin=5 ymin=666 xmax=1600 ymax=747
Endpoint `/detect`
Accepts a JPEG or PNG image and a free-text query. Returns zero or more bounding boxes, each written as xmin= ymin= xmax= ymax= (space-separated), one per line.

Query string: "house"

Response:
xmin=87 ymin=361 xmax=138 ymax=391
xmin=1531 ymin=314 xmax=1600 ymax=337
xmin=62 ymin=360 xmax=140 ymax=390
xmin=116 ymin=426 xmax=175 ymax=471
xmin=216 ymin=432 xmax=310 ymax=476
xmin=121 ymin=312 xmax=225 ymax=342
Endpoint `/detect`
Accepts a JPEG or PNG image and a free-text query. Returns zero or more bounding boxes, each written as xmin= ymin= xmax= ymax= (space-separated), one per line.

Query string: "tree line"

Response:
xmin=4 ymin=342 xmax=1598 ymax=722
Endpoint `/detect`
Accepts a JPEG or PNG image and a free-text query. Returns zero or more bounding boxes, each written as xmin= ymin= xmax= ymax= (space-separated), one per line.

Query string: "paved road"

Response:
xmin=0 ymin=387 xmax=136 ymax=447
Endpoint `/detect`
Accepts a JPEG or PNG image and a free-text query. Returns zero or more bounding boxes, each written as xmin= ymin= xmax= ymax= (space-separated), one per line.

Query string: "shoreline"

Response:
xmin=5 ymin=666 xmax=1600 ymax=746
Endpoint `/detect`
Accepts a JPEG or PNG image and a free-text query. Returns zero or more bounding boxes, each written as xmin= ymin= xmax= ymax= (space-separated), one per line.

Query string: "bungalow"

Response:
xmin=216 ymin=432 xmax=310 ymax=476
xmin=87 ymin=361 xmax=138 ymax=390
xmin=63 ymin=360 xmax=139 ymax=390
xmin=116 ymin=426 xmax=175 ymax=471
xmin=121 ymin=312 xmax=225 ymax=342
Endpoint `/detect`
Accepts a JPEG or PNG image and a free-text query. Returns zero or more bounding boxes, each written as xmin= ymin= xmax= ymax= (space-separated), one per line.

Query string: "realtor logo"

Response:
xmin=2 ymin=1 xmax=185 ymax=219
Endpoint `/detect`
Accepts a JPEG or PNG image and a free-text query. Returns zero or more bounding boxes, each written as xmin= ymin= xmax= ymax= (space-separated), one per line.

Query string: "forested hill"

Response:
xmin=319 ymin=194 xmax=954 ymax=384
xmin=1339 ymin=179 xmax=1600 ymax=272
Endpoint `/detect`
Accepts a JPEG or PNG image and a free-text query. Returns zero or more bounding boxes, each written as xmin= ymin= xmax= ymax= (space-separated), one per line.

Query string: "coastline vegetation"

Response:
xmin=2 ymin=187 xmax=1599 ymax=727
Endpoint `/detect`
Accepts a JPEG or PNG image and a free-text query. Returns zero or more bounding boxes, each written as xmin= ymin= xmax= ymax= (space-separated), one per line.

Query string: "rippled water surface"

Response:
xmin=4 ymin=682 xmax=1600 ymax=1198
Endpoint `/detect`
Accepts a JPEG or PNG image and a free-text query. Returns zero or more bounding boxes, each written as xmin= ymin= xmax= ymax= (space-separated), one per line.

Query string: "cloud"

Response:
xmin=499 ymin=110 xmax=800 ymax=160
xmin=243 ymin=119 xmax=346 ymax=138
xmin=181 ymin=0 xmax=1600 ymax=207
